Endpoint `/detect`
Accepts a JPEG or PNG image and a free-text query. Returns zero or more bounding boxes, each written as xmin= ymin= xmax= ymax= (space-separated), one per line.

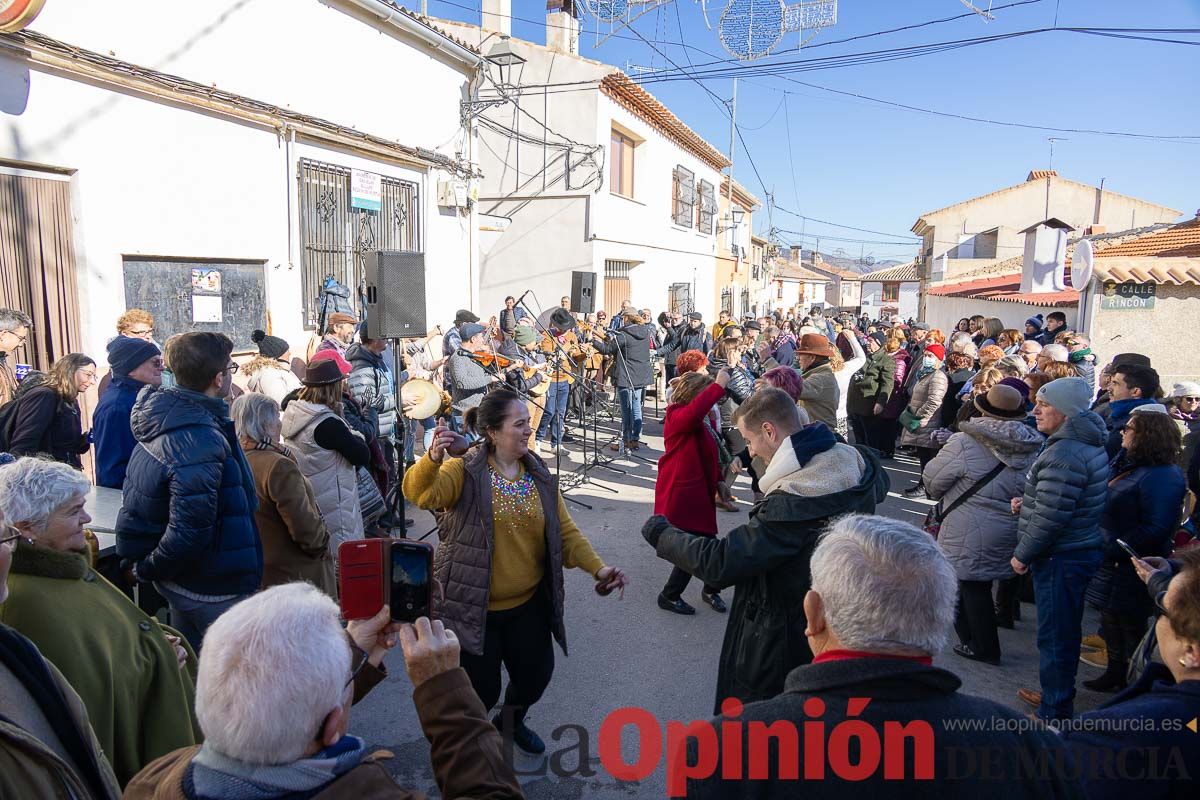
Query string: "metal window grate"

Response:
xmin=672 ymin=166 xmax=695 ymax=228
xmin=669 ymin=282 xmax=692 ymax=314
xmin=697 ymin=180 xmax=715 ymax=234
xmin=605 ymin=259 xmax=633 ymax=279
xmin=298 ymin=158 xmax=421 ymax=328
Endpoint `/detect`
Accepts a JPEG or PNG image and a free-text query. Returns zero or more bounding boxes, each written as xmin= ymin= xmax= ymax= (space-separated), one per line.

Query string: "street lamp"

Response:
xmin=717 ymin=207 xmax=745 ymax=234
xmin=486 ymin=35 xmax=526 ymax=88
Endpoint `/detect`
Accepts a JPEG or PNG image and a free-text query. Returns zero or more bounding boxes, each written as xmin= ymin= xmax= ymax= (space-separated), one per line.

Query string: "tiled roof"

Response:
xmin=927 ymin=274 xmax=1079 ymax=308
xmin=387 ymin=3 xmax=481 ymax=55
xmin=779 ymin=263 xmax=834 ymax=282
xmin=600 ymin=73 xmax=730 ymax=171
xmin=803 ymin=262 xmax=862 ymax=280
xmin=722 ymin=176 xmax=761 ymax=209
xmin=1085 ymin=217 xmax=1200 ymax=285
xmin=1027 ymin=169 xmax=1058 ymax=181
xmin=859 ymin=261 xmax=920 ymax=282
xmin=1092 ymin=217 xmax=1200 ymax=259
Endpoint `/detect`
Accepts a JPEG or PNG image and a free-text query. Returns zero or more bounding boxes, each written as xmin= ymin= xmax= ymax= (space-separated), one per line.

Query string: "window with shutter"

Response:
xmin=672 ymin=166 xmax=694 ymax=228
xmin=697 ymin=180 xmax=715 ymax=234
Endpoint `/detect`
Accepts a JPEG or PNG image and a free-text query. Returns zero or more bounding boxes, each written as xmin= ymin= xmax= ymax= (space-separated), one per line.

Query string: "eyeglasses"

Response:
xmin=344 ymin=644 xmax=368 ymax=689
xmin=126 ymin=328 xmax=153 ymax=337
xmin=1 ymin=524 xmax=25 ymax=551
xmin=1155 ymin=590 xmax=1170 ymax=620
xmin=2 ymin=330 xmax=27 ymax=344
xmin=225 ymin=362 xmax=239 ymax=374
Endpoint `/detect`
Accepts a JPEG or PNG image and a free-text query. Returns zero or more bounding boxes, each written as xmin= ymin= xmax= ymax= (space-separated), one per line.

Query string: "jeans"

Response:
xmin=617 ymin=386 xmax=646 ymax=443
xmin=154 ymin=582 xmax=248 ymax=653
xmin=404 ymin=416 xmax=436 ymax=463
xmin=1030 ymin=548 xmax=1103 ymax=721
xmin=535 ymin=380 xmax=569 ymax=446
xmin=458 ymin=593 xmax=554 ymax=725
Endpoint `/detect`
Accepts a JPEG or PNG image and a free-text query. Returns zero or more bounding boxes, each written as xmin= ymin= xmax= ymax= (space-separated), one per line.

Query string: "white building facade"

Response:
xmin=1 ymin=0 xmax=480 ymax=363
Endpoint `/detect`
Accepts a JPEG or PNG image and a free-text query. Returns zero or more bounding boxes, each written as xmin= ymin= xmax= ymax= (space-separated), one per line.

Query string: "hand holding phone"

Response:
xmin=1115 ymin=538 xmax=1148 ymax=569
xmin=339 ymin=540 xmax=434 ymax=624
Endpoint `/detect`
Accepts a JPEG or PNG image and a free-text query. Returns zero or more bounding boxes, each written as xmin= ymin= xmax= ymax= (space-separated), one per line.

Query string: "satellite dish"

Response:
xmin=1070 ymin=238 xmax=1094 ymax=290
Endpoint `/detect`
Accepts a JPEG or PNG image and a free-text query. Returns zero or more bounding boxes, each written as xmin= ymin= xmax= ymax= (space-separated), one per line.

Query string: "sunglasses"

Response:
xmin=1182 ymin=397 xmax=1200 ymax=403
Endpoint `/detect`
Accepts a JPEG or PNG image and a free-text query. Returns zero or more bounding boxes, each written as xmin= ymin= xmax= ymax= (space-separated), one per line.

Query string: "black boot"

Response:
xmin=1083 ymin=660 xmax=1128 ymax=693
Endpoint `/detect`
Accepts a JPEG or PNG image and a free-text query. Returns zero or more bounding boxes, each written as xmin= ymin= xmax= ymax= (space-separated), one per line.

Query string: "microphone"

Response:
xmin=514 ymin=289 xmax=532 ymax=308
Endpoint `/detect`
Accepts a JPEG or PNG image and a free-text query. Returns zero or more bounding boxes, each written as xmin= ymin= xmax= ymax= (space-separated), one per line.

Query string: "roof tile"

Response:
xmin=600 ymin=74 xmax=730 ymax=172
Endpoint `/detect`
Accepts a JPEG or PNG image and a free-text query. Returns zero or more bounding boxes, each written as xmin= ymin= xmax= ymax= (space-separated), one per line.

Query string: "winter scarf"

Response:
xmin=188 ymin=736 xmax=368 ymax=799
xmin=1109 ymin=397 xmax=1154 ymax=424
xmin=772 ymin=330 xmax=797 ymax=351
xmin=1069 ymin=347 xmax=1092 ymax=363
xmin=1170 ymin=405 xmax=1198 ymax=423
xmin=759 ymin=423 xmax=863 ymax=497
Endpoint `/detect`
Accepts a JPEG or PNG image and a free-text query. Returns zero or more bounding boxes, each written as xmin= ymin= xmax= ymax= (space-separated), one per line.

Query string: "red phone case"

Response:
xmin=389 ymin=540 xmax=434 ymax=623
xmin=338 ymin=539 xmax=386 ymax=620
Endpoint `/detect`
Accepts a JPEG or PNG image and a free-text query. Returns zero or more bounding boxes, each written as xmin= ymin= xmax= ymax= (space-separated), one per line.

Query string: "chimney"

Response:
xmin=1019 ymin=218 xmax=1074 ymax=294
xmin=546 ymin=0 xmax=579 ymax=55
xmin=482 ymin=0 xmax=511 ymax=36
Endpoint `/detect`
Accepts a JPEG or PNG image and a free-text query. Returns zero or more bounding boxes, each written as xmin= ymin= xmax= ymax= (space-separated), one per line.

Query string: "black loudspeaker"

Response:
xmin=365 ymin=251 xmax=426 ymax=339
xmin=570 ymin=270 xmax=596 ymax=314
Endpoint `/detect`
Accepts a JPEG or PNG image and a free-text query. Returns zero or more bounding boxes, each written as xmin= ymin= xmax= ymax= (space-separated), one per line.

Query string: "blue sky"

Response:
xmin=427 ymin=0 xmax=1199 ymax=263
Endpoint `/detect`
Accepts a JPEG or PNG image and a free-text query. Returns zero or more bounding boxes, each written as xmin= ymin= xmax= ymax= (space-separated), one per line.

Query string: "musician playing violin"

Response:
xmin=446 ymin=322 xmax=520 ymax=428
xmin=531 ymin=309 xmax=580 ymax=456
xmin=499 ymin=324 xmax=550 ymax=447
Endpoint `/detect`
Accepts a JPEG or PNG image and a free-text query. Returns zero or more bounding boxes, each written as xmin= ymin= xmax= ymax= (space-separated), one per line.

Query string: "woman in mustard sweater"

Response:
xmin=403 ymin=388 xmax=627 ymax=756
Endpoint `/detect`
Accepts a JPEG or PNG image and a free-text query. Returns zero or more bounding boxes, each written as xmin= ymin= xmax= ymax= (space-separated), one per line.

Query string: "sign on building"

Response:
xmin=350 ymin=169 xmax=382 ymax=212
xmin=1100 ymin=281 xmax=1156 ymax=311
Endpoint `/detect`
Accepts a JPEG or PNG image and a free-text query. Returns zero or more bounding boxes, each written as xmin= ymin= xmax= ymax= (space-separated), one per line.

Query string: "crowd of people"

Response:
xmin=0 ymin=296 xmax=1197 ymax=797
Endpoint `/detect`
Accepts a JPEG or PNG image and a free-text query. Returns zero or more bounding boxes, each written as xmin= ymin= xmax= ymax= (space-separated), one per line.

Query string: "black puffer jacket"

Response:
xmin=115 ymin=387 xmax=262 ymax=596
xmin=593 ymin=323 xmax=654 ymax=388
xmin=1014 ymin=411 xmax=1108 ymax=565
xmin=6 ymin=386 xmax=90 ymax=469
xmin=677 ymin=324 xmax=713 ymax=358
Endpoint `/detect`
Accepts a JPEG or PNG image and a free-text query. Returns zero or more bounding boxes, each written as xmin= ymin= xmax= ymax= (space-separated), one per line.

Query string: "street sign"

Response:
xmin=1099 ymin=281 xmax=1156 ymax=311
xmin=350 ymin=169 xmax=381 ymax=212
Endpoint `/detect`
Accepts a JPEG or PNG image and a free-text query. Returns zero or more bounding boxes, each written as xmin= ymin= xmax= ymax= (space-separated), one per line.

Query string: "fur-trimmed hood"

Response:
xmin=958 ymin=417 xmax=1044 ymax=469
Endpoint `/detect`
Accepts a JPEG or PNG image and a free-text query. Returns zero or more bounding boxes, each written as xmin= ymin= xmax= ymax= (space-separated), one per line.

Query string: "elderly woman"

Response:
xmin=403 ymin=389 xmax=626 ymax=756
xmin=8 ymin=353 xmax=96 ymax=468
xmin=0 ymin=457 xmax=199 ymax=786
xmin=900 ymin=343 xmax=949 ymax=498
xmin=231 ymin=393 xmax=334 ymax=595
xmin=1084 ymin=407 xmax=1187 ymax=693
xmin=281 ymin=357 xmax=370 ymax=552
xmin=924 ymin=385 xmax=1045 ymax=665
xmin=793 ymin=333 xmax=842 ymax=430
xmin=244 ymin=329 xmax=301 ymax=405
xmin=1065 ymin=550 xmax=1200 ymax=799
xmin=0 ymin=496 xmax=122 ymax=799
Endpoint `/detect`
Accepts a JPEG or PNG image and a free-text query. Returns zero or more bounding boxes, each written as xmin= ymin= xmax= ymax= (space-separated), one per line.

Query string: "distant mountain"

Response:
xmin=789 ymin=248 xmax=904 ymax=275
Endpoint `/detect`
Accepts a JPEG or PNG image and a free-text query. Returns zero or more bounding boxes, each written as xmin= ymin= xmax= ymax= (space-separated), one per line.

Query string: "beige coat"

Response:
xmin=900 ymin=369 xmax=949 ymax=449
xmin=280 ymin=400 xmax=364 ymax=552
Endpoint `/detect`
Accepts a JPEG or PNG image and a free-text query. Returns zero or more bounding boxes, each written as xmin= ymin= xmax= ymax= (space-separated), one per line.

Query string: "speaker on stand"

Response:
xmin=364 ymin=250 xmax=427 ymax=538
xmin=570 ymin=270 xmax=596 ymax=314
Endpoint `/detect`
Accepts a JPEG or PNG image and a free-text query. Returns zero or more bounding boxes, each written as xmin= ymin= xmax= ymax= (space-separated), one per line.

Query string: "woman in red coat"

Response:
xmin=654 ymin=368 xmax=731 ymax=615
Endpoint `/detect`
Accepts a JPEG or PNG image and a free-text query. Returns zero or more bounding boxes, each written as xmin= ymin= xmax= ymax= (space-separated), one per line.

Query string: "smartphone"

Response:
xmin=1115 ymin=539 xmax=1141 ymax=561
xmin=389 ymin=540 xmax=433 ymax=623
xmin=338 ymin=539 xmax=386 ymax=620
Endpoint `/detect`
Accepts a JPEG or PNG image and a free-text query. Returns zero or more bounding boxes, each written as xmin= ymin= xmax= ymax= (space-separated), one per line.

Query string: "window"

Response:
xmin=609 ymin=129 xmax=635 ymax=197
xmin=882 ymin=283 xmax=900 ymax=303
xmin=669 ymin=282 xmax=692 ymax=314
xmin=604 ymin=260 xmax=633 ymax=317
xmin=672 ymin=166 xmax=695 ymax=228
xmin=777 ymin=280 xmax=784 ymax=300
xmin=697 ymin=180 xmax=715 ymax=234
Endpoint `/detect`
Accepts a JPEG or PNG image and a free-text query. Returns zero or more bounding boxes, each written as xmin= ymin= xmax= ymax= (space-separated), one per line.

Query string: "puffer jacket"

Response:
xmin=1086 ymin=461 xmax=1186 ymax=616
xmin=281 ymin=400 xmax=364 ymax=552
xmin=706 ymin=356 xmax=753 ymax=430
xmin=924 ymin=418 xmax=1045 ymax=581
xmin=846 ymin=348 xmax=896 ymax=417
xmin=346 ymin=344 xmax=397 ymax=440
xmin=798 ymin=362 xmax=839 ymax=429
xmin=245 ymin=360 xmax=301 ymax=406
xmin=116 ymin=387 xmax=262 ymax=596
xmin=593 ymin=323 xmax=654 ymax=388
xmin=900 ymin=369 xmax=949 ymax=448
xmin=678 ymin=324 xmax=714 ymax=357
xmin=1014 ymin=411 xmax=1109 ymax=565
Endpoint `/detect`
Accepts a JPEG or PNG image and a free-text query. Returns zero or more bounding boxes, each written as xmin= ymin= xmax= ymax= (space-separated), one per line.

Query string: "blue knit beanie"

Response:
xmin=1026 ymin=314 xmax=1044 ymax=331
xmin=1036 ymin=376 xmax=1091 ymax=417
xmin=107 ymin=336 xmax=161 ymax=377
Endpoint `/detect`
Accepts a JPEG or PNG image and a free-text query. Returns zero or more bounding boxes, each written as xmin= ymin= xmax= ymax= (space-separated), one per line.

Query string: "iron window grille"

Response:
xmin=297 ymin=158 xmax=421 ymax=329
xmin=672 ymin=166 xmax=695 ymax=228
xmin=697 ymin=180 xmax=716 ymax=234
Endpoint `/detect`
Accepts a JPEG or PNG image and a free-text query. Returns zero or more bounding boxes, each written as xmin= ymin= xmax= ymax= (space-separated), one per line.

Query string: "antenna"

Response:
xmin=959 ymin=0 xmax=994 ymax=21
xmin=1047 ymin=137 xmax=1068 ymax=171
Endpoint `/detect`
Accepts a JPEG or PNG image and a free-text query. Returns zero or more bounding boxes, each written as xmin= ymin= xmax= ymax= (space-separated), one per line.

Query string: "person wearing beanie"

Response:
xmin=1012 ymin=376 xmax=1108 ymax=722
xmin=923 ymin=383 xmax=1045 ymax=665
xmin=244 ymin=330 xmax=301 ymax=406
xmin=92 ymin=336 xmax=164 ymax=488
xmin=1025 ymin=314 xmax=1044 ymax=339
xmin=1168 ymin=381 xmax=1200 ymax=473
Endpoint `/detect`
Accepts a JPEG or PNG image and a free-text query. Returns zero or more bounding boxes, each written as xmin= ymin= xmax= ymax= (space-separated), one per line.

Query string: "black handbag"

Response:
xmin=923 ymin=462 xmax=1006 ymax=538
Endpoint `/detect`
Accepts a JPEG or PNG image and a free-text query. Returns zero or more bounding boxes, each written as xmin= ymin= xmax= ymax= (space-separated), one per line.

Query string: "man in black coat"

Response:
xmin=643 ymin=388 xmax=889 ymax=713
xmin=678 ymin=312 xmax=714 ymax=358
xmin=673 ymin=513 xmax=1083 ymax=799
xmin=590 ymin=310 xmax=654 ymax=449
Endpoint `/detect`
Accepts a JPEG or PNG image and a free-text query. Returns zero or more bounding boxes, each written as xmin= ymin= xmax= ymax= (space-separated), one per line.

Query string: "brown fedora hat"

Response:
xmin=795 ymin=333 xmax=837 ymax=359
xmin=974 ymin=384 xmax=1026 ymax=419
xmin=301 ymin=357 xmax=346 ymax=386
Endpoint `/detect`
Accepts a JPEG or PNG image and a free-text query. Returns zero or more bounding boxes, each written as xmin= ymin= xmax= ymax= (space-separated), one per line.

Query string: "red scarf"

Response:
xmin=812 ymin=649 xmax=933 ymax=666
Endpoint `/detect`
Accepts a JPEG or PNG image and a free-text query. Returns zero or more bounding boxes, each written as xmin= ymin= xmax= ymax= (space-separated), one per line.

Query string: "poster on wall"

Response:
xmin=1100 ymin=281 xmax=1156 ymax=311
xmin=192 ymin=294 xmax=223 ymax=323
xmin=351 ymin=169 xmax=382 ymax=212
xmin=191 ymin=268 xmax=222 ymax=294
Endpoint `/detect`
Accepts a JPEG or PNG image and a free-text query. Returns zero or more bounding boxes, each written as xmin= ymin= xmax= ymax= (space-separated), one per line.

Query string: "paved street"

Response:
xmin=357 ymin=404 xmax=1106 ymax=797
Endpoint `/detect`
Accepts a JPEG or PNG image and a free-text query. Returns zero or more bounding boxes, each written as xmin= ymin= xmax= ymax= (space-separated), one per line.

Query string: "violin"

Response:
xmin=463 ymin=350 xmax=518 ymax=370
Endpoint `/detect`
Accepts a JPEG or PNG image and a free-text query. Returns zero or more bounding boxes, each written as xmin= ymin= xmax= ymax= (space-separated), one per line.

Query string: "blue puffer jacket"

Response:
xmin=91 ymin=374 xmax=148 ymax=489
xmin=1014 ymin=410 xmax=1108 ymax=564
xmin=115 ymin=387 xmax=262 ymax=596
xmin=1086 ymin=460 xmax=1186 ymax=616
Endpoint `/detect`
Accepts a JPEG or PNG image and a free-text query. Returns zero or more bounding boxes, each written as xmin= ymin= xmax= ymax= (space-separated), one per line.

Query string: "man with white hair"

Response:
xmin=1035 ymin=342 xmax=1070 ymax=372
xmin=0 ymin=307 xmax=32 ymax=406
xmin=124 ymin=583 xmax=521 ymax=799
xmin=680 ymin=515 xmax=1080 ymax=798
